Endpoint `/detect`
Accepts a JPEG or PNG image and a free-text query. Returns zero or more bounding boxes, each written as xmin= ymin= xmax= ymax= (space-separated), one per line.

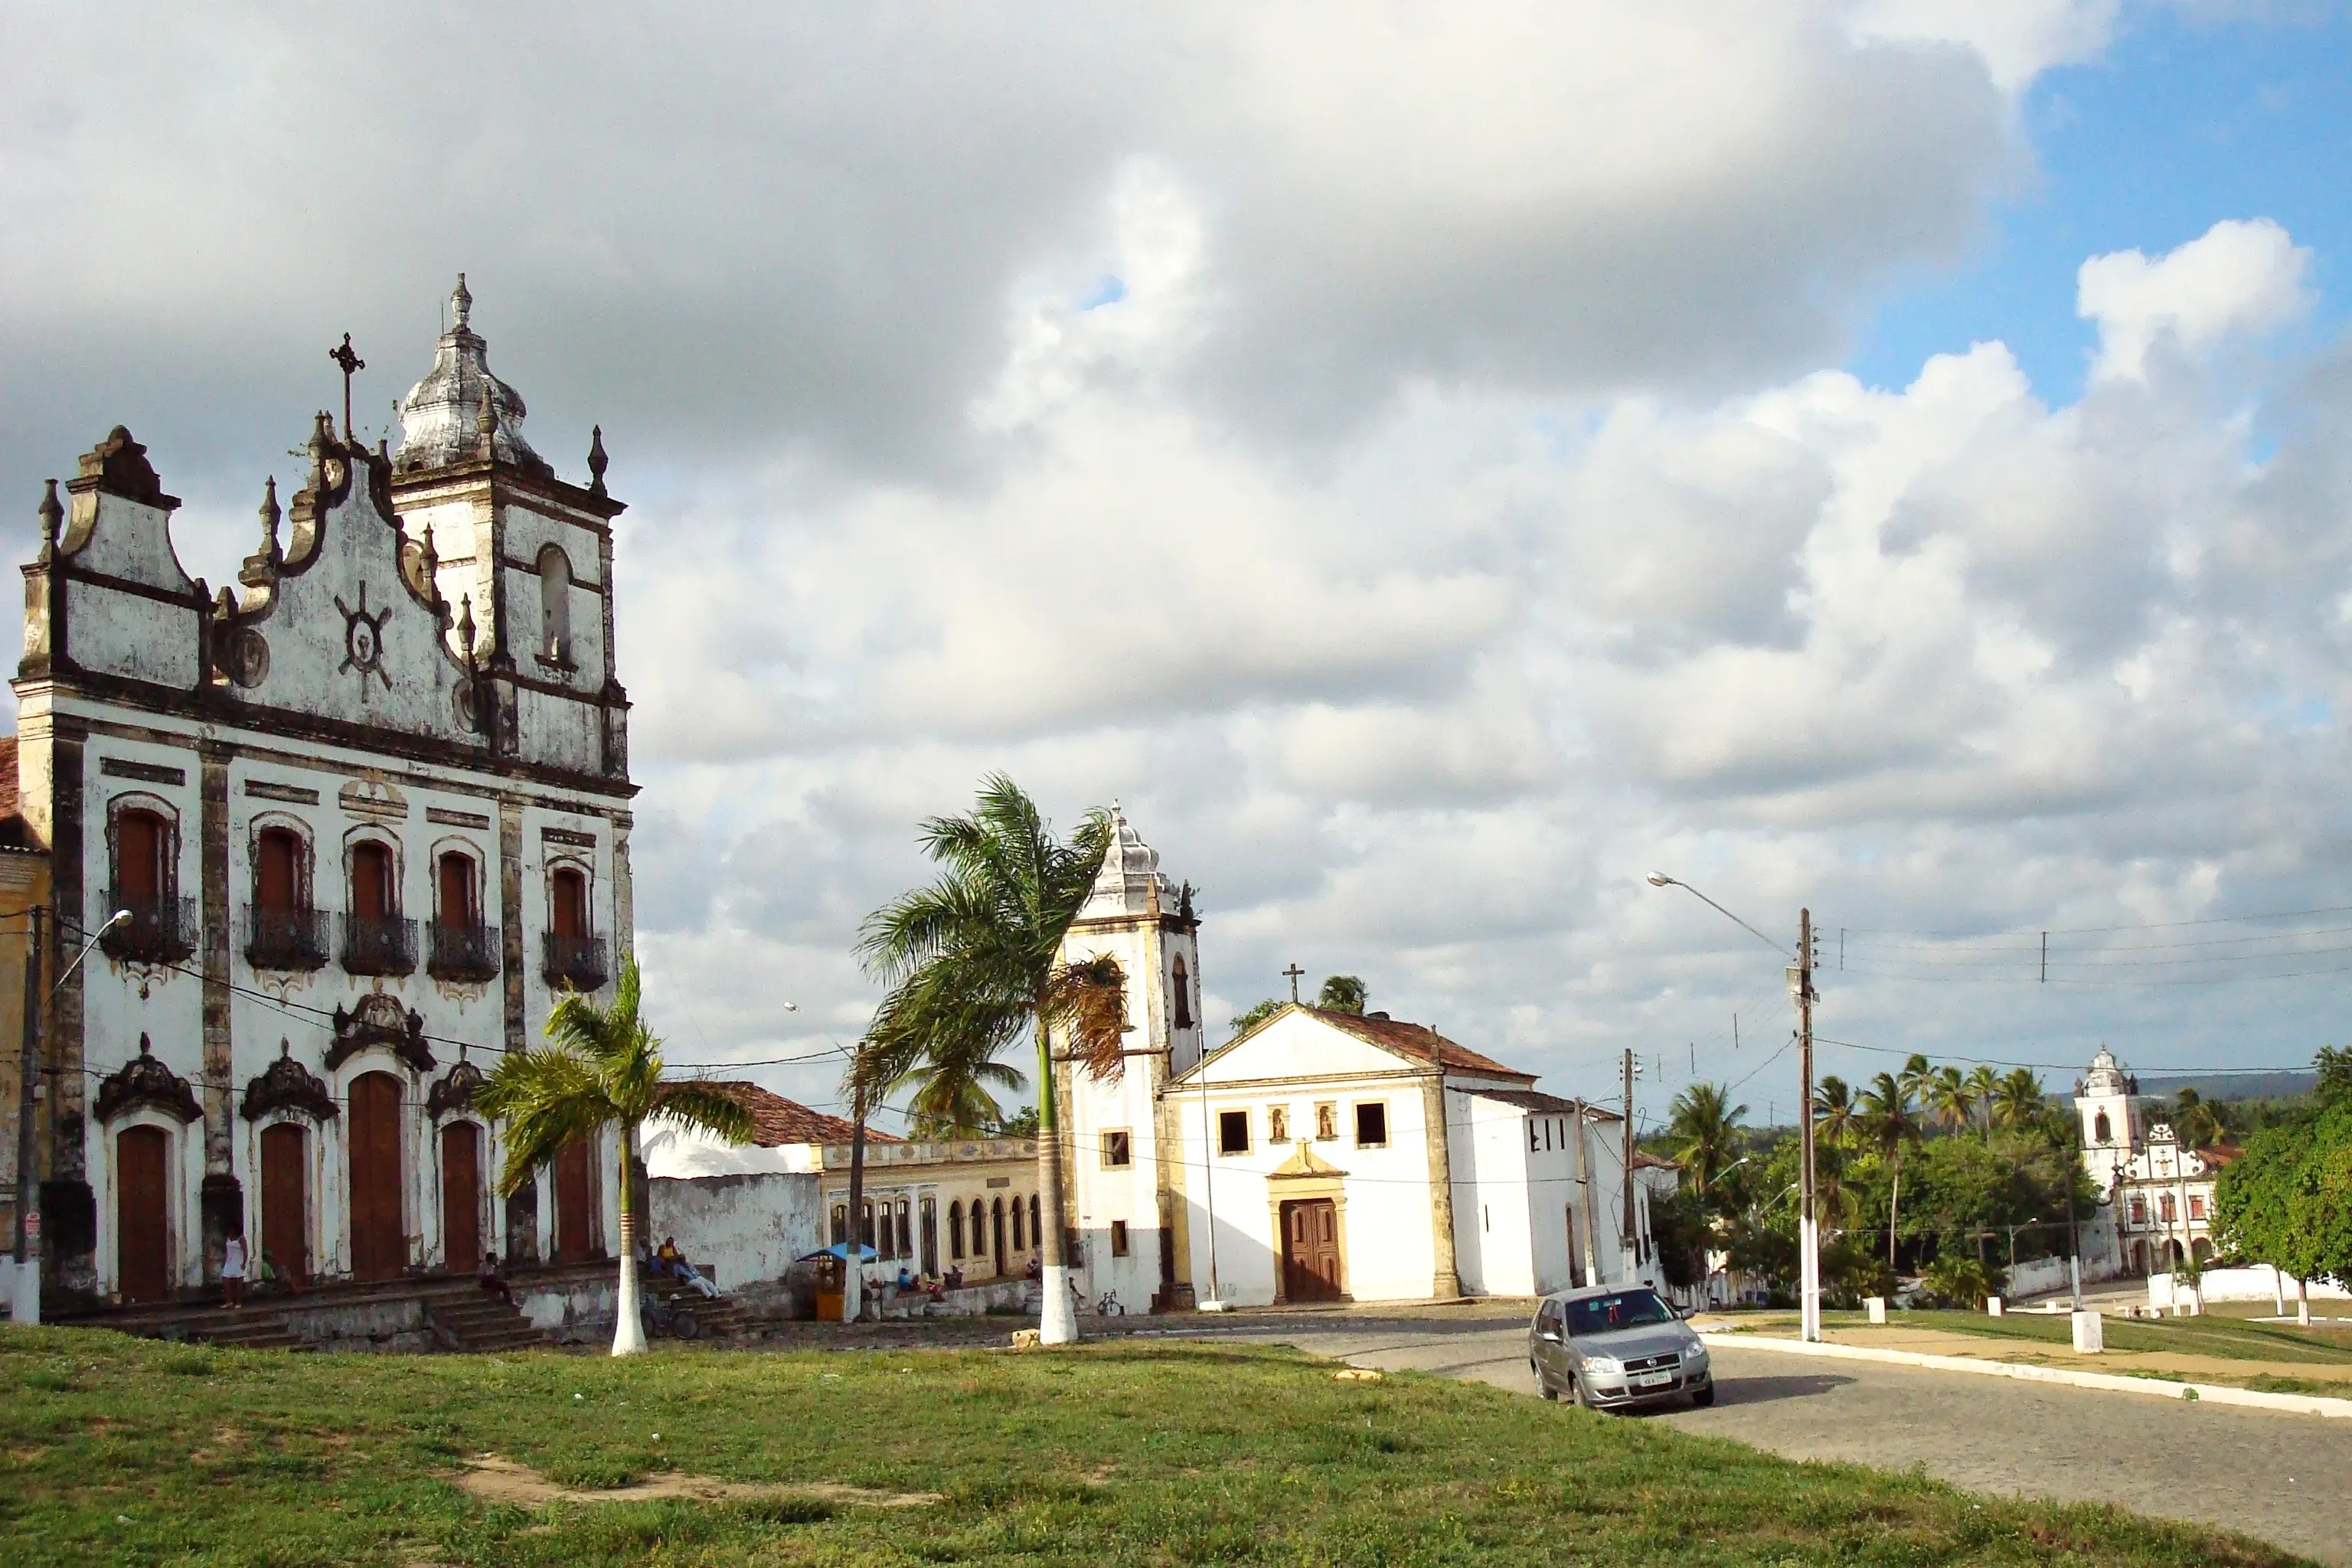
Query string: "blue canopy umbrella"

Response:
xmin=799 ymin=1243 xmax=879 ymax=1263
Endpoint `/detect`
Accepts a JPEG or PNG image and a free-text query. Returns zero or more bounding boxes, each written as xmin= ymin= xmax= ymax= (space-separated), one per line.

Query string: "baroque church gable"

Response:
xmin=219 ymin=414 xmax=477 ymax=745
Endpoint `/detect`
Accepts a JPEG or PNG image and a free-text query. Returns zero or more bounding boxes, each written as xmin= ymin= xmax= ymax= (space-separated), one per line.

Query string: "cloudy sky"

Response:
xmin=8 ymin=2 xmax=2351 ymax=1130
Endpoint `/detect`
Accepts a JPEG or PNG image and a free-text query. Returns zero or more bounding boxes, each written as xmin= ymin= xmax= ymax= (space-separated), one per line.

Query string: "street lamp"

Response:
xmin=1648 ymin=872 xmax=1821 ymax=1344
xmin=14 ymin=909 xmax=131 ymax=1326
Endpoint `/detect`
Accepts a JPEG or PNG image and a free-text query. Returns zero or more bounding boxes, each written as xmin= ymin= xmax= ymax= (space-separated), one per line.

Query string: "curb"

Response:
xmin=1698 ymin=1331 xmax=2352 ymax=1420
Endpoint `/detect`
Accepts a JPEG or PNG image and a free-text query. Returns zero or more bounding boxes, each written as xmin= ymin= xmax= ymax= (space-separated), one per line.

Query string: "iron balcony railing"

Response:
xmin=339 ymin=913 xmax=418 ymax=976
xmin=542 ymin=932 xmax=609 ymax=991
xmin=101 ymin=889 xmax=198 ymax=965
xmin=243 ymin=904 xmax=331 ymax=971
xmin=427 ymin=920 xmax=501 ymax=983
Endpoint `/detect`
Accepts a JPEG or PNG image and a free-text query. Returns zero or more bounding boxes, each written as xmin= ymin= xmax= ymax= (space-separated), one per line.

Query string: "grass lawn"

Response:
xmin=0 ymin=1324 xmax=2315 ymax=1567
xmin=1843 ymin=1308 xmax=2352 ymax=1364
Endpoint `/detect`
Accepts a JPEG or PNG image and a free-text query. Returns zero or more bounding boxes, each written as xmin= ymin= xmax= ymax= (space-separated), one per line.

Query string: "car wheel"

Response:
xmin=1689 ymin=1382 xmax=1715 ymax=1409
xmin=1532 ymin=1359 xmax=1558 ymax=1400
xmin=1567 ymin=1373 xmax=1589 ymax=1410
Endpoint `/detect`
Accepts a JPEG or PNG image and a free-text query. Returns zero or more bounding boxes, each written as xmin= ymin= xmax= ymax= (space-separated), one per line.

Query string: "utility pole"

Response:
xmin=1795 ymin=907 xmax=1821 ymax=1344
xmin=1621 ymin=1047 xmax=1637 ymax=1283
xmin=11 ymin=906 xmax=44 ymax=1325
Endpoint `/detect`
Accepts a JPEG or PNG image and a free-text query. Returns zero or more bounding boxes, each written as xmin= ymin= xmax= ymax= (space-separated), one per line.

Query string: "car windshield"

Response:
xmin=1564 ymin=1289 xmax=1675 ymax=1336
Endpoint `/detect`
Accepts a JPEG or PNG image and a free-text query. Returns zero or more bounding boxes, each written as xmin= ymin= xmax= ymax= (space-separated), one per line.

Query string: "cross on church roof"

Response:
xmin=1284 ymin=963 xmax=1305 ymax=1002
xmin=329 ymin=333 xmax=365 ymax=439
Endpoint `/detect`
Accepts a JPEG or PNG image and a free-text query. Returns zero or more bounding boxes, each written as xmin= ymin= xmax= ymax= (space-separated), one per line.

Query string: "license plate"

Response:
xmin=1631 ymin=1371 xmax=1673 ymax=1389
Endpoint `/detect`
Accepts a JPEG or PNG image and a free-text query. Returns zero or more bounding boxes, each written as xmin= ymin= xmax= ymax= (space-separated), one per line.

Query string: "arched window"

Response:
xmin=537 ymin=544 xmax=572 ymax=664
xmin=436 ymin=851 xmax=477 ymax=929
xmin=256 ymin=828 xmax=301 ymax=914
xmin=2094 ymin=1111 xmax=2112 ymax=1145
xmin=949 ymin=1201 xmax=965 ymax=1260
xmin=861 ymin=1200 xmax=877 ymax=1253
xmin=550 ymin=866 xmax=588 ymax=939
xmin=2158 ymin=1194 xmax=2177 ymax=1223
xmin=1171 ymin=955 xmax=1193 ymax=1030
xmin=991 ymin=1197 xmax=1006 ymax=1266
xmin=831 ymin=1204 xmax=848 ymax=1246
xmin=1028 ymin=1194 xmax=1040 ymax=1250
xmin=351 ymin=841 xmax=395 ymax=919
xmin=920 ymin=1198 xmax=938 ymax=1274
xmin=114 ymin=806 xmax=169 ymax=909
xmin=1011 ymin=1196 xmax=1024 ymax=1252
xmin=897 ymin=1200 xmax=913 ymax=1259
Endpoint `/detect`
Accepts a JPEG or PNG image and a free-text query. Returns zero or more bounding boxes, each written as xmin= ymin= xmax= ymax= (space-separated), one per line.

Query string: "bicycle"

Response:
xmin=641 ymin=1291 xmax=704 ymax=1341
xmin=1093 ymin=1289 xmax=1125 ymax=1318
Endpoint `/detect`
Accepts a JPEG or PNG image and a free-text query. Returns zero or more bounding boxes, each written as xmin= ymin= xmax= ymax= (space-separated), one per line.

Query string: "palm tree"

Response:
xmin=1315 ymin=975 xmax=1368 ymax=1014
xmin=1927 ymin=1065 xmax=1975 ymax=1137
xmin=2172 ymin=1088 xmax=2226 ymax=1149
xmin=1991 ymin=1067 xmax=2045 ymax=1131
xmin=1964 ymin=1064 xmax=2000 ymax=1138
xmin=475 ymin=960 xmax=754 ymax=1356
xmin=858 ymin=775 xmax=1129 ymax=1346
xmin=1860 ymin=1070 xmax=1923 ymax=1270
xmin=1812 ymin=1075 xmax=1859 ymax=1151
xmin=893 ymin=1044 xmax=1029 ymax=1138
xmin=1666 ymin=1083 xmax=1746 ymax=1197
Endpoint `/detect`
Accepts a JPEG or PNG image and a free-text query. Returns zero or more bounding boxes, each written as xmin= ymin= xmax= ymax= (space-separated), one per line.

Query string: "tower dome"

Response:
xmin=394 ymin=276 xmax=552 ymax=479
xmin=1082 ymin=802 xmax=1171 ymax=919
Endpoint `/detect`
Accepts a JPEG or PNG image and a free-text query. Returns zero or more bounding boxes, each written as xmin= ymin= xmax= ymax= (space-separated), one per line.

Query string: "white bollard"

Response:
xmin=1865 ymin=1296 xmax=1887 ymax=1325
xmin=2071 ymin=1310 xmax=2104 ymax=1353
xmin=1985 ymin=1297 xmax=2004 ymax=1318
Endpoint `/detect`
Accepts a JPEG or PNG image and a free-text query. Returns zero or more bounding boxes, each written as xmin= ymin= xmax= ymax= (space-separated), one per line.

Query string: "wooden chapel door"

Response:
xmin=347 ymin=1072 xmax=406 ymax=1281
xmin=441 ymin=1122 xmax=482 ymax=1272
xmin=552 ymin=1139 xmax=594 ymax=1263
xmin=116 ymin=1125 xmax=171 ymax=1305
xmin=1282 ymin=1198 xmax=1342 ymax=1302
xmin=260 ymin=1122 xmax=309 ymax=1287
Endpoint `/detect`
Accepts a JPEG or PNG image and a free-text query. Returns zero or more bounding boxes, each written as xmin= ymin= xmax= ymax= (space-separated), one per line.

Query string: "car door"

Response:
xmin=1533 ymin=1298 xmax=1569 ymax=1383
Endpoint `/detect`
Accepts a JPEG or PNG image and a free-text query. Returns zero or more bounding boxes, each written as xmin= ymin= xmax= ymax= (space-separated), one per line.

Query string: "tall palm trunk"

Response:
xmin=612 ymin=1124 xmax=646 ymax=1356
xmin=844 ymin=1099 xmax=869 ymax=1321
xmin=1886 ymin=1159 xmax=1902 ymax=1271
xmin=1035 ymin=993 xmax=1078 ymax=1344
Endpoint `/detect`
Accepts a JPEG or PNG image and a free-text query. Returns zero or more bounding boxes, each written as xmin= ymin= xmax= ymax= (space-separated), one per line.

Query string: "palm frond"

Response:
xmin=648 ymin=1079 xmax=758 ymax=1145
xmin=1044 ymin=952 xmax=1129 ymax=1081
xmin=476 ymin=1046 xmax=617 ymax=1197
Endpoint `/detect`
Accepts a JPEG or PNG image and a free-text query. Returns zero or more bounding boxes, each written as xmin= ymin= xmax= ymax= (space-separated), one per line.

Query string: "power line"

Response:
xmin=1840 ymin=901 xmax=2352 ymax=939
xmin=1812 ymin=1036 xmax=2313 ymax=1076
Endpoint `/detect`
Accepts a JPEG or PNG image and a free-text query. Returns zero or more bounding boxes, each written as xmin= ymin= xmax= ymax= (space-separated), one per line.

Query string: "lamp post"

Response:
xmin=1647 ymin=873 xmax=1818 ymax=1344
xmin=13 ymin=908 xmax=130 ymax=1325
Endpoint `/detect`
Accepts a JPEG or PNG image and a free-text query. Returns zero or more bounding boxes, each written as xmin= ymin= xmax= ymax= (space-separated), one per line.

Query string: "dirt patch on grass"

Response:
xmin=453 ymin=1455 xmax=942 ymax=1510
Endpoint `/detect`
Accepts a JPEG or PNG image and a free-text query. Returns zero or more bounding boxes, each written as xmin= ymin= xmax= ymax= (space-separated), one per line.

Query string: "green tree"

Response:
xmin=2318 ymin=1045 xmax=2352 ymax=1108
xmin=1860 ymin=1071 xmax=1924 ymax=1269
xmin=1919 ymin=1251 xmax=1997 ymax=1310
xmin=1963 ymin=1064 xmax=2001 ymax=1138
xmin=1666 ymin=1082 xmax=1746 ymax=1199
xmin=857 ymin=775 xmax=1128 ymax=1345
xmin=988 ymin=1104 xmax=1042 ymax=1138
xmin=1645 ymin=1181 xmax=1713 ymax=1292
xmin=1927 ymin=1065 xmax=1975 ymax=1138
xmin=475 ymin=961 xmax=754 ymax=1356
xmin=2213 ymin=1093 xmax=2352 ymax=1323
xmin=1812 ymin=1075 xmax=1859 ymax=1151
xmin=1991 ymin=1067 xmax=2045 ymax=1130
xmin=2171 ymin=1087 xmax=2226 ymax=1151
xmin=1315 ymin=975 xmax=1367 ymax=1014
xmin=1229 ymin=998 xmax=1284 ymax=1038
xmin=891 ymin=1034 xmax=1029 ymax=1138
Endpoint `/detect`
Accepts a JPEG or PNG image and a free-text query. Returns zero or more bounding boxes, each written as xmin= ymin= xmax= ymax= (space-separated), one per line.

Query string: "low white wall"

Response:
xmin=648 ymin=1170 xmax=822 ymax=1291
xmin=2150 ymin=1266 xmax=2351 ymax=1309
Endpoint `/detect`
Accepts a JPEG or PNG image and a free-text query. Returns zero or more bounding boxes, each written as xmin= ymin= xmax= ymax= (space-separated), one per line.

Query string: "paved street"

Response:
xmin=1205 ymin=1318 xmax=2352 ymax=1566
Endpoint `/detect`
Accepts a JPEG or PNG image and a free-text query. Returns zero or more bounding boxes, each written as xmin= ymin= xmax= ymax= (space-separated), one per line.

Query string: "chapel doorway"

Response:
xmin=552 ymin=1138 xmax=595 ymax=1263
xmin=991 ymin=1197 xmax=1007 ymax=1273
xmin=441 ymin=1122 xmax=483 ymax=1272
xmin=347 ymin=1071 xmax=406 ymax=1280
xmin=1281 ymin=1198 xmax=1342 ymax=1302
xmin=260 ymin=1122 xmax=309 ymax=1287
xmin=116 ymin=1125 xmax=171 ymax=1305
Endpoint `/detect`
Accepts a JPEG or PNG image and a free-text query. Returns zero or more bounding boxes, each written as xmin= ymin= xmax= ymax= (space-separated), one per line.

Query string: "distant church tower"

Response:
xmin=2073 ymin=1046 xmax=2148 ymax=1197
xmin=1057 ymin=805 xmax=1203 ymax=1310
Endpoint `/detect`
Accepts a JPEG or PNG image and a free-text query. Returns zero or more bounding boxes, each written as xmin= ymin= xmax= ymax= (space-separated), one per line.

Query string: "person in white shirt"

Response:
xmin=221 ymin=1234 xmax=248 ymax=1309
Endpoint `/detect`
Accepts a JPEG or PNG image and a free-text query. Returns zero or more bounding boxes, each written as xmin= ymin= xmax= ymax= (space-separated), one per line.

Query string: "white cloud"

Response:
xmin=1847 ymin=0 xmax=2119 ymax=90
xmin=2079 ymin=217 xmax=2313 ymax=380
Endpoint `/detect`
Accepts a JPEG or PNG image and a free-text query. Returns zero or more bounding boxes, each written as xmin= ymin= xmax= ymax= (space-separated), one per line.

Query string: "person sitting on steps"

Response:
xmin=479 ymin=1250 xmax=520 ymax=1309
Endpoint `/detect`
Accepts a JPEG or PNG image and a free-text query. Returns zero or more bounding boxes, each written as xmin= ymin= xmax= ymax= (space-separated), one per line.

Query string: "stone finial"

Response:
xmin=452 ymin=272 xmax=472 ymax=328
xmin=37 ymin=478 xmax=60 ymax=560
xmin=456 ymin=593 xmax=478 ymax=667
xmin=475 ymin=378 xmax=498 ymax=460
xmin=256 ymin=475 xmax=282 ymax=564
xmin=587 ymin=424 xmax=609 ymax=498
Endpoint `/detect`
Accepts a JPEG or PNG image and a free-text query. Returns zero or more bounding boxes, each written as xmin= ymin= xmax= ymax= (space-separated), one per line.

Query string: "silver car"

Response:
xmin=1528 ymin=1285 xmax=1713 ymax=1410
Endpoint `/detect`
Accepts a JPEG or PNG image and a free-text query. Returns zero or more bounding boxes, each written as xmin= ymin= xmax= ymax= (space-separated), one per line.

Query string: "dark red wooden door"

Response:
xmin=1282 ymin=1199 xmax=1341 ymax=1302
xmin=116 ymin=1125 xmax=171 ymax=1305
xmin=256 ymin=829 xmax=297 ymax=913
xmin=437 ymin=854 xmax=473 ymax=929
xmin=117 ymin=812 xmax=164 ymax=904
xmin=260 ymin=1122 xmax=308 ymax=1287
xmin=347 ymin=1072 xmax=405 ymax=1280
xmin=441 ymin=1122 xmax=482 ymax=1272
xmin=351 ymin=842 xmax=393 ymax=919
xmin=552 ymin=1139 xmax=594 ymax=1263
xmin=550 ymin=868 xmax=586 ymax=938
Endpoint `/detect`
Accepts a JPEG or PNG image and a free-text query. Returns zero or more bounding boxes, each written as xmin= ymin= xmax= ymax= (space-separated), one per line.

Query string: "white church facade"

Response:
xmin=15 ymin=279 xmax=635 ymax=1310
xmin=2073 ymin=1046 xmax=2233 ymax=1276
xmin=824 ymin=808 xmax=1664 ymax=1311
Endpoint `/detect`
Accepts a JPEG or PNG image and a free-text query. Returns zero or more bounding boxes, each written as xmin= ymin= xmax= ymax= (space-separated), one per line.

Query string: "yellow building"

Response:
xmin=2 ymin=737 xmax=57 ymax=1311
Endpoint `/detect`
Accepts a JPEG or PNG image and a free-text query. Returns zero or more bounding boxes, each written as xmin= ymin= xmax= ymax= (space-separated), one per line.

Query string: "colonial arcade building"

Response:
xmin=15 ymin=279 xmax=635 ymax=1308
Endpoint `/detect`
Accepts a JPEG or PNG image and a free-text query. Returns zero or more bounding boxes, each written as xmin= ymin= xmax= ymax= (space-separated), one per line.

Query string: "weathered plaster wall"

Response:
xmin=646 ymin=1170 xmax=821 ymax=1290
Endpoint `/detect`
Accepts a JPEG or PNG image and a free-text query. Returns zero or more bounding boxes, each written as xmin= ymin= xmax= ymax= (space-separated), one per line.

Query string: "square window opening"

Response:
xmin=1110 ymin=1220 xmax=1130 ymax=1258
xmin=1101 ymin=1129 xmax=1132 ymax=1168
xmin=1217 ymin=1109 xmax=1250 ymax=1155
xmin=1354 ymin=1102 xmax=1388 ymax=1148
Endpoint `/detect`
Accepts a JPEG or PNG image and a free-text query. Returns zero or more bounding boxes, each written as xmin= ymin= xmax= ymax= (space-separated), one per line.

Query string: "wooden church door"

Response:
xmin=441 ymin=1122 xmax=482 ymax=1272
xmin=116 ymin=1125 xmax=171 ymax=1305
xmin=347 ymin=1072 xmax=405 ymax=1280
xmin=1281 ymin=1198 xmax=1342 ymax=1302
xmin=260 ymin=1122 xmax=309 ymax=1286
xmin=552 ymin=1139 xmax=595 ymax=1263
